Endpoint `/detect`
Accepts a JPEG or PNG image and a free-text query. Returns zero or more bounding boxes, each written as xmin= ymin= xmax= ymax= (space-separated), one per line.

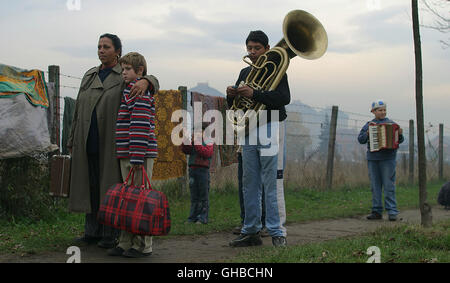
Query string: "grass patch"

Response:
xmin=0 ymin=181 xmax=444 ymax=256
xmin=231 ymin=219 xmax=450 ymax=263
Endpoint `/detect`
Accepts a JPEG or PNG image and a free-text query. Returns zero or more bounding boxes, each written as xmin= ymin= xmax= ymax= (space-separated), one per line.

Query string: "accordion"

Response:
xmin=368 ymin=123 xmax=400 ymax=152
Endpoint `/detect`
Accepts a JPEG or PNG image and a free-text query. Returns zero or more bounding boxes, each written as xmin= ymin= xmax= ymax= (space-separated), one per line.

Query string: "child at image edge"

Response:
xmin=358 ymin=99 xmax=404 ymax=221
xmin=108 ymin=52 xmax=158 ymax=258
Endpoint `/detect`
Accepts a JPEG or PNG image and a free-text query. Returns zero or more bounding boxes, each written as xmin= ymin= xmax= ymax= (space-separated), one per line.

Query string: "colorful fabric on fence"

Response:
xmin=0 ymin=64 xmax=49 ymax=108
xmin=152 ymin=90 xmax=187 ymax=180
xmin=191 ymin=92 xmax=221 ymax=172
xmin=218 ymin=97 xmax=239 ymax=167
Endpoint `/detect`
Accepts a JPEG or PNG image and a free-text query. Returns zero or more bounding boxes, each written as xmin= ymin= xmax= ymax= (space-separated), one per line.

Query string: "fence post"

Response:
xmin=439 ymin=123 xmax=444 ymax=180
xmin=325 ymin=106 xmax=338 ymax=189
xmin=402 ymin=153 xmax=407 ymax=175
xmin=409 ymin=119 xmax=414 ymax=185
xmin=177 ymin=86 xmax=189 ymax=195
xmin=48 ymin=65 xmax=61 ymax=154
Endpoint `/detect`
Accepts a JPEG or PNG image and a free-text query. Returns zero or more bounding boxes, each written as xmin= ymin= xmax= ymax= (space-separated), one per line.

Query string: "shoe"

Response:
xmin=73 ymin=235 xmax=101 ymax=245
xmin=232 ymin=225 xmax=243 ymax=235
xmin=97 ymin=237 xmax=116 ymax=249
xmin=123 ymin=248 xmax=152 ymax=258
xmin=229 ymin=233 xmax=262 ymax=247
xmin=366 ymin=212 xmax=382 ymax=220
xmin=260 ymin=227 xmax=270 ymax=238
xmin=388 ymin=215 xmax=397 ymax=221
xmin=272 ymin=236 xmax=287 ymax=247
xmin=107 ymin=247 xmax=125 ymax=256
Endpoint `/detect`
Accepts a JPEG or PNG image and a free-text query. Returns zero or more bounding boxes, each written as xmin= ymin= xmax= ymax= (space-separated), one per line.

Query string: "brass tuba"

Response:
xmin=227 ymin=10 xmax=328 ymax=135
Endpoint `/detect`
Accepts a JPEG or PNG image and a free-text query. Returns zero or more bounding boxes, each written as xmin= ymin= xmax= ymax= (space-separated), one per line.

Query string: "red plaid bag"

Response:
xmin=97 ymin=167 xmax=171 ymax=236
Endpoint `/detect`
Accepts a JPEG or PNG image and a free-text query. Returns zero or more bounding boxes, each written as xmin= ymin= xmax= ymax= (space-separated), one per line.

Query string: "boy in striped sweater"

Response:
xmin=108 ymin=52 xmax=158 ymax=258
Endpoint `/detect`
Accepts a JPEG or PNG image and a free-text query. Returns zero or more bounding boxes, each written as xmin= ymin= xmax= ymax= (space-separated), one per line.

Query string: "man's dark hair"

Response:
xmin=246 ymin=30 xmax=269 ymax=47
xmin=100 ymin=33 xmax=122 ymax=57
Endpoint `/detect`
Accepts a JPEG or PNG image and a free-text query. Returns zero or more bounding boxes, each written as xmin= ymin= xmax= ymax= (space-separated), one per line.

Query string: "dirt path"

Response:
xmin=1 ymin=206 xmax=449 ymax=263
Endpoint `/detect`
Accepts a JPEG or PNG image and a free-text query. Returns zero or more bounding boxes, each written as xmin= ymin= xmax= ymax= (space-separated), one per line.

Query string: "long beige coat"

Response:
xmin=68 ymin=63 xmax=159 ymax=213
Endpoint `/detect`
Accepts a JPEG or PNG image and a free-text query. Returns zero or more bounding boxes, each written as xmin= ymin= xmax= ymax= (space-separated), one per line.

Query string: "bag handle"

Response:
xmin=124 ymin=168 xmax=134 ymax=185
xmin=123 ymin=165 xmax=154 ymax=190
xmin=140 ymin=166 xmax=153 ymax=190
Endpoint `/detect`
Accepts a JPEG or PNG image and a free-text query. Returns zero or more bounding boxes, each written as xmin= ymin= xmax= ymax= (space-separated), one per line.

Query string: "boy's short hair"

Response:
xmin=246 ymin=30 xmax=269 ymax=47
xmin=119 ymin=52 xmax=147 ymax=76
xmin=371 ymin=99 xmax=387 ymax=111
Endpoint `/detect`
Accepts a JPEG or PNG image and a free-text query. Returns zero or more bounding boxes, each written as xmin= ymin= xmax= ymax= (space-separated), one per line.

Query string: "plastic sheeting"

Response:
xmin=0 ymin=93 xmax=58 ymax=159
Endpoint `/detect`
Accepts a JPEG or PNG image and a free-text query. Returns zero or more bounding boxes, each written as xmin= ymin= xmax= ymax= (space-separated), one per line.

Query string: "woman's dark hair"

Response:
xmin=99 ymin=33 xmax=122 ymax=57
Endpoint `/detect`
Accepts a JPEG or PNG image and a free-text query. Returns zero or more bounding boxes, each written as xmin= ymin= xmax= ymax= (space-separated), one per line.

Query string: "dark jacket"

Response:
xmin=226 ymin=66 xmax=291 ymax=123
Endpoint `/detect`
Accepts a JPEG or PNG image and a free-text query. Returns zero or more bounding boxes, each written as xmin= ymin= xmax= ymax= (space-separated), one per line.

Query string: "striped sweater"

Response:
xmin=116 ymin=78 xmax=157 ymax=164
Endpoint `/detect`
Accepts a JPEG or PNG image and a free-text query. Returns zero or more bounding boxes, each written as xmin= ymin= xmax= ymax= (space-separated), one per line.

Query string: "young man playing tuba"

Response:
xmin=226 ymin=30 xmax=290 ymax=247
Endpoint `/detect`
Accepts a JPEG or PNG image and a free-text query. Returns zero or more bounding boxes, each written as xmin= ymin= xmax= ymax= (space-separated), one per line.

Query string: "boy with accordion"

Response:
xmin=358 ymin=100 xmax=404 ymax=221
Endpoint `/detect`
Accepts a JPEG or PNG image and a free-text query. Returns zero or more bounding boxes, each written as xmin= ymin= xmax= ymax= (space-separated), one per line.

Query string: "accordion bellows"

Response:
xmin=368 ymin=123 xmax=400 ymax=152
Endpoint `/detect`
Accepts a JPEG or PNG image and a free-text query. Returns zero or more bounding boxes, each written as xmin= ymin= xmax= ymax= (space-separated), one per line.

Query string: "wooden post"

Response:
xmin=409 ymin=119 xmax=415 ymax=184
xmin=178 ymin=86 xmax=189 ymax=195
xmin=402 ymin=153 xmax=407 ymax=176
xmin=48 ymin=65 xmax=61 ymax=154
xmin=325 ymin=106 xmax=338 ymax=190
xmin=439 ymin=123 xmax=444 ymax=180
xmin=412 ymin=0 xmax=432 ymax=227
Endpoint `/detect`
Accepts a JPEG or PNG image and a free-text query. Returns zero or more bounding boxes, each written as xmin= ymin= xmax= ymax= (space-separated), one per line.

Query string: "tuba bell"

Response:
xmin=227 ymin=10 xmax=328 ymax=136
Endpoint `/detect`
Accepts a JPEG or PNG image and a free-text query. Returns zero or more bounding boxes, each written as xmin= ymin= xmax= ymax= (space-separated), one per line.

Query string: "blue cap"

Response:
xmin=371 ymin=99 xmax=386 ymax=111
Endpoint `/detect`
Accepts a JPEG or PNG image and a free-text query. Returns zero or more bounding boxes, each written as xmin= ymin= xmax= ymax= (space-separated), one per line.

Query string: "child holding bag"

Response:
xmin=108 ymin=52 xmax=158 ymax=258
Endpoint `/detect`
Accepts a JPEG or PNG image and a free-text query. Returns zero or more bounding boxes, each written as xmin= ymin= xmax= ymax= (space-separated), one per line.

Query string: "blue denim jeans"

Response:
xmin=367 ymin=159 xmax=399 ymax=216
xmin=188 ymin=167 xmax=210 ymax=223
xmin=238 ymin=152 xmax=265 ymax=226
xmin=241 ymin=121 xmax=286 ymax=237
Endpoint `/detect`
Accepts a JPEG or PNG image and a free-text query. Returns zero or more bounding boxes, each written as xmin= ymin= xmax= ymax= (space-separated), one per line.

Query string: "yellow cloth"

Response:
xmin=152 ymin=90 xmax=187 ymax=180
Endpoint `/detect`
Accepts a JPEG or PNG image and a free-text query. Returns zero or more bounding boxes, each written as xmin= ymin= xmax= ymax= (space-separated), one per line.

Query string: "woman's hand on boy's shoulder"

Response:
xmin=129 ymin=79 xmax=150 ymax=97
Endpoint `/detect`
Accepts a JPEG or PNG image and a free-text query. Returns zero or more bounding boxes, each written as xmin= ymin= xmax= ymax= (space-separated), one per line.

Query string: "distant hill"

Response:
xmin=189 ymin=82 xmax=225 ymax=97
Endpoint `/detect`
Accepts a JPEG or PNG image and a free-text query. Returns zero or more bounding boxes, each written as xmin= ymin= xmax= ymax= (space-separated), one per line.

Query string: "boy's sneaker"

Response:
xmin=229 ymin=233 xmax=262 ymax=247
xmin=260 ymin=227 xmax=270 ymax=238
xmin=123 ymin=248 xmax=152 ymax=258
xmin=388 ymin=214 xmax=397 ymax=221
xmin=366 ymin=212 xmax=382 ymax=220
xmin=107 ymin=246 xmax=125 ymax=256
xmin=272 ymin=236 xmax=287 ymax=247
xmin=232 ymin=225 xmax=243 ymax=235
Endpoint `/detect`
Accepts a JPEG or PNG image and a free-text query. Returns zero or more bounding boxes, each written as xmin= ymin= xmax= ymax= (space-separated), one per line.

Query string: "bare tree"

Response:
xmin=420 ymin=0 xmax=450 ymax=48
xmin=412 ymin=0 xmax=433 ymax=227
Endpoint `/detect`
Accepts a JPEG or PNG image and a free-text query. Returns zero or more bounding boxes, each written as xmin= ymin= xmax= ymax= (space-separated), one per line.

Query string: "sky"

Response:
xmin=1 ymin=0 xmax=449 ymax=135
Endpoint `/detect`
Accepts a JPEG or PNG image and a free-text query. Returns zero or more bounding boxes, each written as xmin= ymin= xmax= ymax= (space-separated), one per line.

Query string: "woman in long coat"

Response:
xmin=67 ymin=33 xmax=159 ymax=248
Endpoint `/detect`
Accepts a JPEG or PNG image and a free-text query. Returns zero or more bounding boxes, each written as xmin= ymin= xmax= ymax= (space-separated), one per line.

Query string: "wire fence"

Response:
xmin=46 ymin=67 xmax=450 ymax=189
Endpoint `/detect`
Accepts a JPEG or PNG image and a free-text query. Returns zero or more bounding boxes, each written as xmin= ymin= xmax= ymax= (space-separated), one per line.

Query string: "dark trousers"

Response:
xmin=238 ymin=153 xmax=265 ymax=226
xmin=188 ymin=167 xmax=210 ymax=224
xmin=85 ymin=153 xmax=119 ymax=239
